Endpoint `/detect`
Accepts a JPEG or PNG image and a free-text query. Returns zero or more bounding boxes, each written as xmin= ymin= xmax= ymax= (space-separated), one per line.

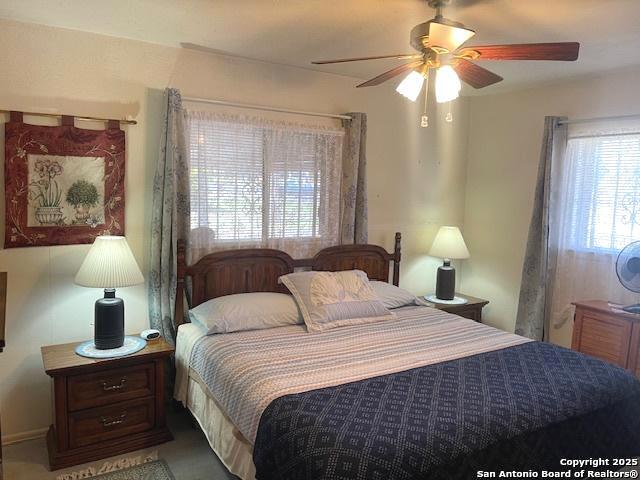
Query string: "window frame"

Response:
xmin=187 ymin=112 xmax=343 ymax=248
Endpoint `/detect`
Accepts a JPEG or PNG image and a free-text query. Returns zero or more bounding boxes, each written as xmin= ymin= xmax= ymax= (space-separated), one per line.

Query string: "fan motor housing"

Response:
xmin=629 ymin=256 xmax=640 ymax=274
xmin=427 ymin=0 xmax=452 ymax=7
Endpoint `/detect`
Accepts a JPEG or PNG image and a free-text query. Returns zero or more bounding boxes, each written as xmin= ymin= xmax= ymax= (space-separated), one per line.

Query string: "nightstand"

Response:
xmin=427 ymin=294 xmax=489 ymax=322
xmin=41 ymin=337 xmax=174 ymax=470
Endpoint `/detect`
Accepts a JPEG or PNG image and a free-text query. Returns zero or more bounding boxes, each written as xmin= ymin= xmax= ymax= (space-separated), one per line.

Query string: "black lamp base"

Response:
xmin=94 ymin=288 xmax=124 ymax=350
xmin=435 ymin=259 xmax=456 ymax=301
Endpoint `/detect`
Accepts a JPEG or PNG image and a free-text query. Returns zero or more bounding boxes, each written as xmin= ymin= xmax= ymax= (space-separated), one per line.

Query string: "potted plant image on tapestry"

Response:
xmin=4 ymin=113 xmax=125 ymax=248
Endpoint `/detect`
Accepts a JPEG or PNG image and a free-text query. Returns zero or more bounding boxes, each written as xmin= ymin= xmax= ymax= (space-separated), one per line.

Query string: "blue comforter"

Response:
xmin=253 ymin=341 xmax=640 ymax=479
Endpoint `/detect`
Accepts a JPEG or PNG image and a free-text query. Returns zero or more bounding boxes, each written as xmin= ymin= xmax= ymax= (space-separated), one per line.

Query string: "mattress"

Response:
xmin=175 ymin=306 xmax=640 ymax=479
xmin=185 ymin=305 xmax=531 ymax=444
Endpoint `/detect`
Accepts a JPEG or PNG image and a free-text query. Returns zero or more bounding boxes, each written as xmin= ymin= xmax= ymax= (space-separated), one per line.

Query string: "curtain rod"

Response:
xmin=0 ymin=109 xmax=137 ymax=125
xmin=182 ymin=96 xmax=353 ymax=121
xmin=558 ymin=113 xmax=640 ymax=126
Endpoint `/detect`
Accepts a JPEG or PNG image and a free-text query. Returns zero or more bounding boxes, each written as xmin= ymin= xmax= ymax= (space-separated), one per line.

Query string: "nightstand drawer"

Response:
xmin=68 ymin=397 xmax=155 ymax=449
xmin=68 ymin=363 xmax=155 ymax=411
xmin=456 ymin=308 xmax=480 ymax=322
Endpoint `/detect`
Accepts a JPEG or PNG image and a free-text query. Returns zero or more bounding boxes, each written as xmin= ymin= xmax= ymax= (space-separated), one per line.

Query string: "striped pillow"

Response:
xmin=279 ymin=270 xmax=395 ymax=333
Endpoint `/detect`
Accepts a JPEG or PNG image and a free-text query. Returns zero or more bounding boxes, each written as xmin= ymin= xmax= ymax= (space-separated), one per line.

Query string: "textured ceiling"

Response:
xmin=1 ymin=0 xmax=640 ymax=95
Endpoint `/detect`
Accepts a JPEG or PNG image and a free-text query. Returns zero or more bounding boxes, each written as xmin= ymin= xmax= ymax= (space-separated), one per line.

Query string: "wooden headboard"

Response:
xmin=174 ymin=232 xmax=402 ymax=327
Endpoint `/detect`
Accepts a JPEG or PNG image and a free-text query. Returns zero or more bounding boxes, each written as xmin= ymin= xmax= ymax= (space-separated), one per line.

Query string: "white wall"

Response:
xmin=460 ymin=66 xmax=640 ymax=346
xmin=0 ymin=19 xmax=470 ymax=440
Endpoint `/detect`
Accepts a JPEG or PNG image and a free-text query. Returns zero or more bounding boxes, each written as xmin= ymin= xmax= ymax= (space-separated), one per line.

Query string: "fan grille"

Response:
xmin=616 ymin=241 xmax=640 ymax=293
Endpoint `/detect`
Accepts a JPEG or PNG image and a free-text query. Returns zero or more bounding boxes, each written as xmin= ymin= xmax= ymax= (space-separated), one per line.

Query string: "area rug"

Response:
xmin=93 ymin=460 xmax=175 ymax=480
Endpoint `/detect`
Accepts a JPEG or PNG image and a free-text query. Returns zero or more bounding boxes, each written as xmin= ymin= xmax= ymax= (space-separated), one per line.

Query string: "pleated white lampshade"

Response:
xmin=429 ymin=226 xmax=470 ymax=260
xmin=75 ymin=236 xmax=144 ymax=288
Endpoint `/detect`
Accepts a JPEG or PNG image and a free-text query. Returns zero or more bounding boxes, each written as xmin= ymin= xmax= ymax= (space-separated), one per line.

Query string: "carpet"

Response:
xmin=93 ymin=460 xmax=175 ymax=480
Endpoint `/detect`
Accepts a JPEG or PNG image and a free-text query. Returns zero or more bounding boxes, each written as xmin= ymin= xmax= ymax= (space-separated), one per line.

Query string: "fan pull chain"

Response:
xmin=421 ymin=72 xmax=430 ymax=128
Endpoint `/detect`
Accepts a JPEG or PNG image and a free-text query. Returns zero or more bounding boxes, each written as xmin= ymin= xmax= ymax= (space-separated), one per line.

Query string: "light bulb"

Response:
xmin=396 ymin=71 xmax=425 ymax=102
xmin=435 ymin=65 xmax=461 ymax=103
xmin=421 ymin=115 xmax=429 ymax=128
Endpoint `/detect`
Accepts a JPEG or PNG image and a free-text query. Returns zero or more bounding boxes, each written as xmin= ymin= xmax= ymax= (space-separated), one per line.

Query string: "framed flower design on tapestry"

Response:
xmin=4 ymin=112 xmax=125 ymax=248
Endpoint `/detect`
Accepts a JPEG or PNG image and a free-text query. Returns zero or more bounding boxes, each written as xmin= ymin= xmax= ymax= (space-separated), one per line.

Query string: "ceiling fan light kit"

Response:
xmin=396 ymin=70 xmax=427 ymax=102
xmin=435 ymin=65 xmax=462 ymax=103
xmin=312 ymin=0 xmax=580 ymax=127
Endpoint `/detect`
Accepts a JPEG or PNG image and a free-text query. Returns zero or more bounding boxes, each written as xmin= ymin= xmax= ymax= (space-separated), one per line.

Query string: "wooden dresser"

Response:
xmin=41 ymin=338 xmax=174 ymax=470
xmin=572 ymin=300 xmax=640 ymax=376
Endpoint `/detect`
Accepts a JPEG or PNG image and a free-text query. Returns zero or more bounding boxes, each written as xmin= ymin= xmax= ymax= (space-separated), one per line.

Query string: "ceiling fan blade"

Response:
xmin=312 ymin=54 xmax=422 ymax=65
xmin=428 ymin=21 xmax=476 ymax=52
xmin=458 ymin=42 xmax=580 ymax=61
xmin=453 ymin=59 xmax=503 ymax=89
xmin=356 ymin=60 xmax=425 ymax=88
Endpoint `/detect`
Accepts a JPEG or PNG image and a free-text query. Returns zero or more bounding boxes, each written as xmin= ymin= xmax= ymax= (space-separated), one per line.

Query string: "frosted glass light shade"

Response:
xmin=435 ymin=65 xmax=462 ymax=103
xmin=429 ymin=226 xmax=470 ymax=260
xmin=75 ymin=236 xmax=144 ymax=288
xmin=396 ymin=71 xmax=425 ymax=102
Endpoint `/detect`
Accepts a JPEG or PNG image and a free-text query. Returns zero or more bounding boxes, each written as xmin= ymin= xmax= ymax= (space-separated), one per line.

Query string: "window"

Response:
xmin=187 ymin=111 xmax=343 ymax=257
xmin=563 ymin=132 xmax=640 ymax=252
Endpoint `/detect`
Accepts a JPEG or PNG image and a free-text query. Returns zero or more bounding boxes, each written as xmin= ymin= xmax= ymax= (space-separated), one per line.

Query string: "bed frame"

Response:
xmin=175 ymin=232 xmax=402 ymax=327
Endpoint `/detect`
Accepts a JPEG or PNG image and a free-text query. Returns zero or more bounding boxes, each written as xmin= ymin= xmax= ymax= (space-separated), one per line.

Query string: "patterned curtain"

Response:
xmin=148 ymin=88 xmax=190 ymax=345
xmin=515 ymin=116 xmax=568 ymax=341
xmin=340 ymin=113 xmax=368 ymax=244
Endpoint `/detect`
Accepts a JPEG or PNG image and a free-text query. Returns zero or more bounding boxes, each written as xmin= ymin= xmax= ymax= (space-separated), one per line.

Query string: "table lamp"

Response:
xmin=427 ymin=226 xmax=470 ymax=303
xmin=75 ymin=236 xmax=144 ymax=350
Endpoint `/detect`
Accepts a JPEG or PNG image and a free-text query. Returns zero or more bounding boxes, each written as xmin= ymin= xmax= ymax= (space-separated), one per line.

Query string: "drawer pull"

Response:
xmin=100 ymin=411 xmax=127 ymax=428
xmin=102 ymin=377 xmax=127 ymax=391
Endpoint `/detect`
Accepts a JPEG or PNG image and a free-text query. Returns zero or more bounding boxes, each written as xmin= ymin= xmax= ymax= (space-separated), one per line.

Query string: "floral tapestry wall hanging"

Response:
xmin=4 ymin=112 xmax=125 ymax=248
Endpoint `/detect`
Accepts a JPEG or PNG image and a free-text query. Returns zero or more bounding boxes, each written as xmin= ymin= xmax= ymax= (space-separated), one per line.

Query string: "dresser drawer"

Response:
xmin=68 ymin=397 xmax=155 ymax=449
xmin=68 ymin=363 xmax=155 ymax=411
xmin=574 ymin=312 xmax=631 ymax=367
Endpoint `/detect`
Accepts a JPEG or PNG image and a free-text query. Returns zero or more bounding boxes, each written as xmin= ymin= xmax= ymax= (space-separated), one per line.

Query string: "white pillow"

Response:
xmin=189 ymin=292 xmax=302 ymax=335
xmin=279 ymin=270 xmax=395 ymax=333
xmin=370 ymin=281 xmax=428 ymax=309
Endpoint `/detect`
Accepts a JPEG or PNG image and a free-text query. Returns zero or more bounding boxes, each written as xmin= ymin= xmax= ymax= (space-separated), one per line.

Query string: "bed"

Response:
xmin=173 ymin=233 xmax=640 ymax=479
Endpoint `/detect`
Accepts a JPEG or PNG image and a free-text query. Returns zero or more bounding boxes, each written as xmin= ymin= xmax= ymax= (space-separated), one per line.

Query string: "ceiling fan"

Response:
xmin=312 ymin=0 xmax=579 ymax=121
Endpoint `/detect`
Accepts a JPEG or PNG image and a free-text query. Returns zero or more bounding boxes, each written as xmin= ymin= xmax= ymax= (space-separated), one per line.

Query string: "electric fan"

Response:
xmin=616 ymin=241 xmax=640 ymax=314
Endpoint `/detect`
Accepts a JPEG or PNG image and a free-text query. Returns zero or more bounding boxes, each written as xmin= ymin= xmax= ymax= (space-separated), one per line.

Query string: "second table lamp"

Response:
xmin=428 ymin=226 xmax=470 ymax=303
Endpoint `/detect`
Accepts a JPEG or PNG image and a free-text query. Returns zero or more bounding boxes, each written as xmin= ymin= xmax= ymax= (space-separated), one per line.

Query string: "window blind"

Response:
xmin=564 ymin=131 xmax=640 ymax=252
xmin=187 ymin=111 xmax=343 ymax=257
xmin=190 ymin=117 xmax=264 ymax=241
